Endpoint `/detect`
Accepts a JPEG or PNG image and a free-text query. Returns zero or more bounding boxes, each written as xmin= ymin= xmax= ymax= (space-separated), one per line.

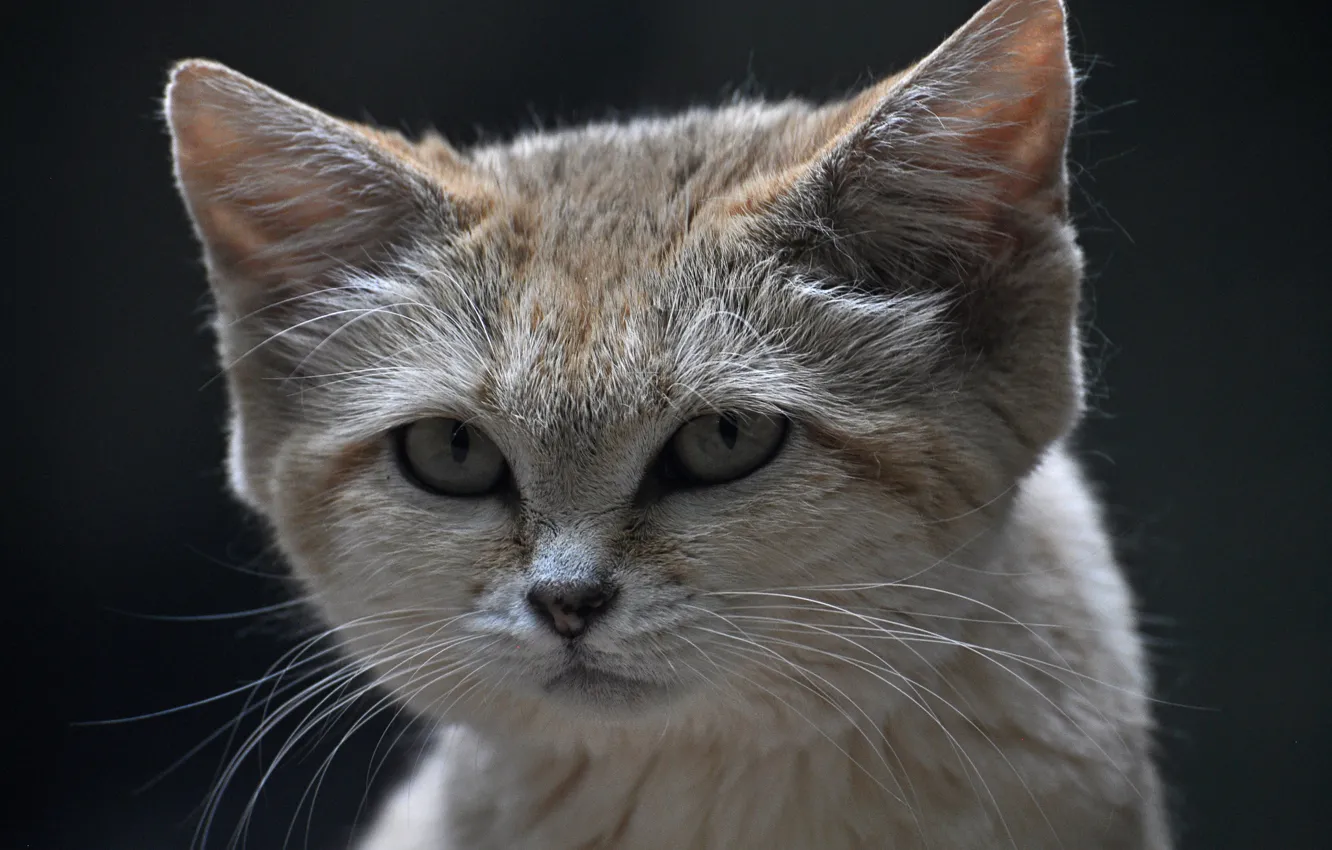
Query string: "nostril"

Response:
xmin=577 ymin=589 xmax=611 ymax=615
xmin=526 ymin=580 xmax=618 ymax=639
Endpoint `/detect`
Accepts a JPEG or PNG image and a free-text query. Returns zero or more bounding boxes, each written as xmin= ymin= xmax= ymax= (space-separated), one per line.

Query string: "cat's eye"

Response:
xmin=665 ymin=412 xmax=787 ymax=486
xmin=395 ymin=418 xmax=508 ymax=496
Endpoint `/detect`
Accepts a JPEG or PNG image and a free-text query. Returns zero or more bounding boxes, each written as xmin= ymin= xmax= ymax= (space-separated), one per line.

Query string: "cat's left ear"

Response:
xmin=735 ymin=0 xmax=1076 ymax=273
xmin=165 ymin=60 xmax=486 ymax=314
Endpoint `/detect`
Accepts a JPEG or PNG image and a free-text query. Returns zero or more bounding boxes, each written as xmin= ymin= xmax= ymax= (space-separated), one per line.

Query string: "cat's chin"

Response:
xmin=535 ymin=662 xmax=682 ymax=715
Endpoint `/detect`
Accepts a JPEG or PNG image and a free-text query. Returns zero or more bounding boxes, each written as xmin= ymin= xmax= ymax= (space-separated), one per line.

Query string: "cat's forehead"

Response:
xmin=443 ymin=111 xmax=825 ymax=432
xmin=477 ymin=261 xmax=691 ymax=440
xmin=462 ymin=102 xmax=832 ymax=279
xmin=435 ymin=247 xmax=785 ymax=462
xmin=397 ymin=103 xmax=870 ymax=447
xmin=477 ymin=101 xmax=826 ymax=200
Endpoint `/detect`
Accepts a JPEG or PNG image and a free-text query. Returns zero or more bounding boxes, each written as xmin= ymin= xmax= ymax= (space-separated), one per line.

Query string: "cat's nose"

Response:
xmin=526 ymin=579 xmax=618 ymax=639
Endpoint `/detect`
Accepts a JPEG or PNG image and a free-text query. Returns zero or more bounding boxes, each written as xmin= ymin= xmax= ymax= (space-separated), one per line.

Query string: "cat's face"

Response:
xmin=261 ymin=243 xmax=973 ymax=727
xmin=168 ymin=0 xmax=1081 ymax=741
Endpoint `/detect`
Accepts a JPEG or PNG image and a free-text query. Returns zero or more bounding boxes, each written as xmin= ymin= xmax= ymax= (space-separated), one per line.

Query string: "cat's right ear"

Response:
xmin=164 ymin=60 xmax=486 ymax=313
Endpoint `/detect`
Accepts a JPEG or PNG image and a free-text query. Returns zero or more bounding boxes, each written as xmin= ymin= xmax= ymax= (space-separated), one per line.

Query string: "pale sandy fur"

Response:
xmin=357 ymin=450 xmax=1168 ymax=850
xmin=163 ymin=0 xmax=1172 ymax=847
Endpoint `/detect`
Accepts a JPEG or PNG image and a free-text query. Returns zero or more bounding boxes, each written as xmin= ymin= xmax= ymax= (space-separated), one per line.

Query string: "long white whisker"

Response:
xmin=682 ymin=616 xmax=915 ymax=810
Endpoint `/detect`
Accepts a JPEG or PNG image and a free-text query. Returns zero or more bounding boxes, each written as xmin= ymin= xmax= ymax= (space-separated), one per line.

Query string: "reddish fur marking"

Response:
xmin=807 ymin=426 xmax=928 ymax=500
xmin=806 ymin=424 xmax=985 ymax=530
xmin=325 ymin=440 xmax=381 ymax=492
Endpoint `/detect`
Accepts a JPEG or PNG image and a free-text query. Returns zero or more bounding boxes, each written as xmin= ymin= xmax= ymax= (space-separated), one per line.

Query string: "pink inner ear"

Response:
xmin=172 ymin=104 xmax=354 ymax=269
xmin=948 ymin=22 xmax=1072 ymax=212
xmin=920 ymin=0 xmax=1073 ymax=218
xmin=169 ymin=62 xmax=498 ymax=288
xmin=718 ymin=1 xmax=1074 ymax=231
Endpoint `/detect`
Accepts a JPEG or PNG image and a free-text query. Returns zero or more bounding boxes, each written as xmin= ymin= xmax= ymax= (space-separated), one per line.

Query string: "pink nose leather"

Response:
xmin=526 ymin=582 xmax=616 ymax=639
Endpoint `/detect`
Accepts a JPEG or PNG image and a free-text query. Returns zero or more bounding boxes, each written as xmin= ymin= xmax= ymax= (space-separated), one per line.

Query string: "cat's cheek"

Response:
xmin=264 ymin=438 xmax=406 ymax=608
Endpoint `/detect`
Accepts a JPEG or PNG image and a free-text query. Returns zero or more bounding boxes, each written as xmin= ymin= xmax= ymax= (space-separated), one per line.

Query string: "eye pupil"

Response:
xmin=450 ymin=422 xmax=470 ymax=463
xmin=718 ymin=414 xmax=739 ymax=450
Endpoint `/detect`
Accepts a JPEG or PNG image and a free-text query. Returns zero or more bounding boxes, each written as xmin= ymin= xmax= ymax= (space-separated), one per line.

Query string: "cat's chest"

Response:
xmin=430 ymin=721 xmax=1067 ymax=850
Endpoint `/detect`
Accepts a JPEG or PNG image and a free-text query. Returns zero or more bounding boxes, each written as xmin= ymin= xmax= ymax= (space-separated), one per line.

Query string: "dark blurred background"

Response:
xmin=8 ymin=0 xmax=1329 ymax=848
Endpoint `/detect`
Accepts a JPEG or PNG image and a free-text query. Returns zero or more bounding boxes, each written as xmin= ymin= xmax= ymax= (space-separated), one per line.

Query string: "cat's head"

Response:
xmin=167 ymin=0 xmax=1083 ymax=744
